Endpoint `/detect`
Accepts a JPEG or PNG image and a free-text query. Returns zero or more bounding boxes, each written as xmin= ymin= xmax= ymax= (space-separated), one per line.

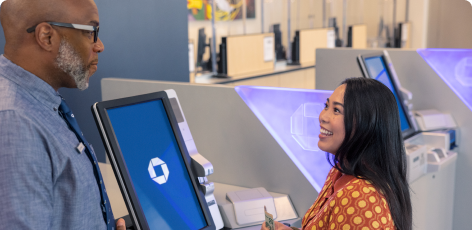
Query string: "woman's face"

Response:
xmin=318 ymin=84 xmax=346 ymax=154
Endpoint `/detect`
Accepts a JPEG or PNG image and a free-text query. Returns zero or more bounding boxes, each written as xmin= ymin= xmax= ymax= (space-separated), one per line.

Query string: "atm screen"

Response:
xmin=106 ymin=99 xmax=207 ymax=230
xmin=363 ymin=56 xmax=412 ymax=132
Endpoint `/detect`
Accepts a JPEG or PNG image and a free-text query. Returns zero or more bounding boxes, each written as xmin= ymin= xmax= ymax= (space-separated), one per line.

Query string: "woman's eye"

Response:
xmin=324 ymin=103 xmax=328 ymax=109
xmin=334 ymin=108 xmax=340 ymax=113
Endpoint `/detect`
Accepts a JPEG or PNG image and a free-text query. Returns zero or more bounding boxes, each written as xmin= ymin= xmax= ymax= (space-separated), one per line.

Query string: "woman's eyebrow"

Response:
xmin=333 ymin=101 xmax=344 ymax=107
xmin=327 ymin=98 xmax=343 ymax=107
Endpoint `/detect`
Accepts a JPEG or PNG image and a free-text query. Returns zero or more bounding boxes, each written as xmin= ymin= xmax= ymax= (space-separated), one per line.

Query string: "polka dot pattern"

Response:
xmin=347 ymin=207 xmax=354 ymax=215
xmin=302 ymin=167 xmax=394 ymax=230
xmin=381 ymin=217 xmax=387 ymax=224
xmin=372 ymin=221 xmax=380 ymax=228
xmin=353 ymin=216 xmax=362 ymax=225
xmin=352 ymin=191 xmax=360 ymax=198
xmin=369 ymin=196 xmax=376 ymax=203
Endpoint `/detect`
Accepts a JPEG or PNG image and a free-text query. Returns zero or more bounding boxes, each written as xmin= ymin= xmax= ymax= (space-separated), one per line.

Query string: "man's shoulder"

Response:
xmin=0 ymin=74 xmax=35 ymax=114
xmin=0 ymin=76 xmax=45 ymax=134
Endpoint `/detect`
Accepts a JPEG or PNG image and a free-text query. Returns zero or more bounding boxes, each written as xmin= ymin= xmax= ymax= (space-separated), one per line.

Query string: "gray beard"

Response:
xmin=54 ymin=39 xmax=90 ymax=90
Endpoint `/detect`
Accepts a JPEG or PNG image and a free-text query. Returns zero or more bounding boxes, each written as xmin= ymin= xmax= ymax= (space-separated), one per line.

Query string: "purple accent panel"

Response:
xmin=235 ymin=85 xmax=334 ymax=192
xmin=417 ymin=49 xmax=472 ymax=112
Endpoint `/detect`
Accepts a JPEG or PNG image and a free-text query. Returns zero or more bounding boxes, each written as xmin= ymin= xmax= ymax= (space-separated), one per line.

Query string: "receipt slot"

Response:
xmin=226 ymin=188 xmax=277 ymax=226
xmin=213 ymin=184 xmax=298 ymax=229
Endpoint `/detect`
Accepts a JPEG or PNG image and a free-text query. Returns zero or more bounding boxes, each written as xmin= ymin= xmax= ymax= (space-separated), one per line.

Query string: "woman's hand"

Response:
xmin=260 ymin=221 xmax=294 ymax=230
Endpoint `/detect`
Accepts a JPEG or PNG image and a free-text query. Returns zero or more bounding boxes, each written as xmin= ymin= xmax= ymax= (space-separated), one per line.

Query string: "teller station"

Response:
xmin=97 ymin=48 xmax=470 ymax=230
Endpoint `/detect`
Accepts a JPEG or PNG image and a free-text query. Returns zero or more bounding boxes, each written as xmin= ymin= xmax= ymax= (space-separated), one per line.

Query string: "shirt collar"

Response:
xmin=0 ymin=55 xmax=62 ymax=110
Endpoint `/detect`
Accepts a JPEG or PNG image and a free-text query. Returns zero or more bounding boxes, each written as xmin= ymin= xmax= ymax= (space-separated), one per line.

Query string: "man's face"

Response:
xmin=54 ymin=38 xmax=90 ymax=90
xmin=54 ymin=0 xmax=104 ymax=90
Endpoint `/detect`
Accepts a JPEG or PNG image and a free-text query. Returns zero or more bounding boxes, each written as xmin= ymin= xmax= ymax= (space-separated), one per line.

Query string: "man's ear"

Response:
xmin=35 ymin=22 xmax=59 ymax=52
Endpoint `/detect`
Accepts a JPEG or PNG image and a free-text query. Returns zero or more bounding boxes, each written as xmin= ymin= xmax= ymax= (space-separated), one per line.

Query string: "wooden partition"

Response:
xmin=351 ymin=24 xmax=367 ymax=48
xmin=225 ymin=33 xmax=274 ymax=77
xmin=298 ymin=28 xmax=335 ymax=65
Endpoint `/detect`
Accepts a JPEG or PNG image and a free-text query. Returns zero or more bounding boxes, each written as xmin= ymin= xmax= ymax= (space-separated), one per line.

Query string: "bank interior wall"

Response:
xmin=188 ymin=0 xmax=413 ymax=62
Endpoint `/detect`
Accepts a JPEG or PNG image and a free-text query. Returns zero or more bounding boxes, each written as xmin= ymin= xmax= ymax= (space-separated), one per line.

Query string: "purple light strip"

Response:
xmin=235 ymin=85 xmax=334 ymax=192
xmin=417 ymin=48 xmax=472 ymax=112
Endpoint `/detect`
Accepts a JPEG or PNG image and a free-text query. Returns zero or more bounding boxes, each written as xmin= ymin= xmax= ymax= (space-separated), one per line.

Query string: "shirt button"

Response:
xmin=53 ymin=107 xmax=57 ymax=111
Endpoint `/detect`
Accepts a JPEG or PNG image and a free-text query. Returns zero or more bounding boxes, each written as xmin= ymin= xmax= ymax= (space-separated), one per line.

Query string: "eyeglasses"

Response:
xmin=26 ymin=22 xmax=99 ymax=43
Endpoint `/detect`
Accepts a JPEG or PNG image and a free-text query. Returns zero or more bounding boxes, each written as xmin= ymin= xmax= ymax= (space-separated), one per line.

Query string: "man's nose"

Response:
xmin=94 ymin=37 xmax=105 ymax=53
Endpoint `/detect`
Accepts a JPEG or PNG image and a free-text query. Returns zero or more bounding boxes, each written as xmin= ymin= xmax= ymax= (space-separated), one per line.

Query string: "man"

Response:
xmin=0 ymin=0 xmax=125 ymax=229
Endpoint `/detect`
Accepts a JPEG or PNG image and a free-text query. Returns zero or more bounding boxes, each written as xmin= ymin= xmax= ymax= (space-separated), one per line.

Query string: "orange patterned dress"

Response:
xmin=301 ymin=167 xmax=395 ymax=230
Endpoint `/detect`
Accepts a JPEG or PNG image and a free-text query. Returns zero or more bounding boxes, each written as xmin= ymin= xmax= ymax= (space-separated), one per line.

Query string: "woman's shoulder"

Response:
xmin=333 ymin=177 xmax=388 ymax=208
xmin=329 ymin=178 xmax=394 ymax=229
xmin=334 ymin=178 xmax=387 ymax=202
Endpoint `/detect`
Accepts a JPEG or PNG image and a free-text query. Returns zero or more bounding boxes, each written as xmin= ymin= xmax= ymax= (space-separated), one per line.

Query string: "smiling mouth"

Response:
xmin=320 ymin=127 xmax=333 ymax=136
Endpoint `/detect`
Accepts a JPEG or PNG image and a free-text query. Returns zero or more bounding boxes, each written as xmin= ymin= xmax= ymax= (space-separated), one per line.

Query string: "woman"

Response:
xmin=263 ymin=78 xmax=412 ymax=230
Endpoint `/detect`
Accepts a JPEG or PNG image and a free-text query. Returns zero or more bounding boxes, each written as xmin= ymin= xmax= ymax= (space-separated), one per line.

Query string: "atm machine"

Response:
xmin=357 ymin=50 xmax=458 ymax=184
xmin=99 ymin=86 xmax=306 ymax=230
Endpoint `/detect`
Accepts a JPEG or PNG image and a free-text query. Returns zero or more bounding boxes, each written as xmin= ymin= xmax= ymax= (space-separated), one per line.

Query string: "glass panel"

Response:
xmin=236 ymin=85 xmax=334 ymax=192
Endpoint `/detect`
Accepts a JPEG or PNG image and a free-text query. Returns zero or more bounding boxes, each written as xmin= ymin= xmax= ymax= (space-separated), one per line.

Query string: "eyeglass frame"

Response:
xmin=26 ymin=22 xmax=99 ymax=43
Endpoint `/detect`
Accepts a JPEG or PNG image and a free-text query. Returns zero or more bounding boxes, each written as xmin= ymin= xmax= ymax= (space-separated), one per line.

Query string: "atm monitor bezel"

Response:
xmin=92 ymin=91 xmax=215 ymax=230
xmin=357 ymin=51 xmax=417 ymax=139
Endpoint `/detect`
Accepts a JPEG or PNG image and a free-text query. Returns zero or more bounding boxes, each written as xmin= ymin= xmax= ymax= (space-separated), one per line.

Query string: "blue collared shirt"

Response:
xmin=0 ymin=55 xmax=107 ymax=229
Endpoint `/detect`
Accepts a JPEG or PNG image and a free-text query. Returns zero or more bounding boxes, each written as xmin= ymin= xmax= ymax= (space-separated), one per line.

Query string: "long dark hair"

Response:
xmin=328 ymin=77 xmax=412 ymax=230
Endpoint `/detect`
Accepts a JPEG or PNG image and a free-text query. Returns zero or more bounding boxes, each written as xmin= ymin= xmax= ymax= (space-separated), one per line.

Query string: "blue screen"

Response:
xmin=364 ymin=56 xmax=411 ymax=132
xmin=107 ymin=100 xmax=207 ymax=230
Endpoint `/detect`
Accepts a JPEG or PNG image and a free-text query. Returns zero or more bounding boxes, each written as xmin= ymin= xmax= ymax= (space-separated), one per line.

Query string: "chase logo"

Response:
xmin=148 ymin=157 xmax=169 ymax=184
